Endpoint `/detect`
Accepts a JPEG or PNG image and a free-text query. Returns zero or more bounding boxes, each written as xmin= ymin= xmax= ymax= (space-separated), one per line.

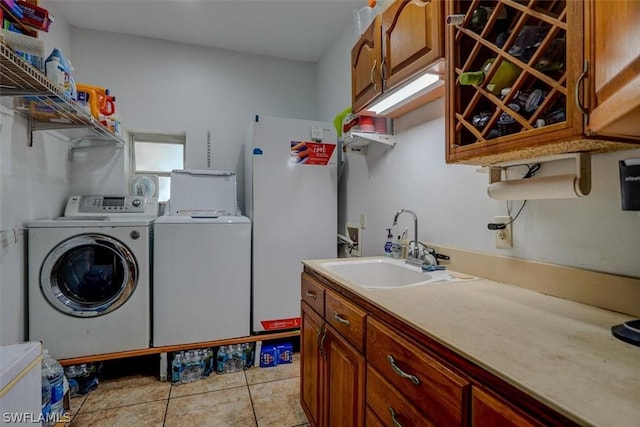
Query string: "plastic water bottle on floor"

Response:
xmin=182 ymin=351 xmax=193 ymax=383
xmin=64 ymin=365 xmax=80 ymax=397
xmin=41 ymin=349 xmax=65 ymax=417
xmin=172 ymin=354 xmax=183 ymax=384
xmin=192 ymin=350 xmax=203 ymax=380
xmin=41 ymin=375 xmax=52 ymax=427
xmin=216 ymin=346 xmax=227 ymax=374
xmin=225 ymin=346 xmax=236 ymax=373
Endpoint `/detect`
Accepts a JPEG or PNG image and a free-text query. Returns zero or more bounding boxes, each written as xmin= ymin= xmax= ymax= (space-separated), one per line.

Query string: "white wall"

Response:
xmin=317 ymin=20 xmax=640 ymax=278
xmin=0 ymin=2 xmax=73 ymax=344
xmin=1 ymin=16 xmax=319 ymax=345
xmin=68 ymin=27 xmax=319 ymax=211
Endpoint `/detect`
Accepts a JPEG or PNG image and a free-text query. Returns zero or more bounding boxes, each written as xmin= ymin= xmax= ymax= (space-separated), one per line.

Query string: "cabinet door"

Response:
xmin=325 ymin=325 xmax=365 ymax=427
xmin=445 ymin=0 xmax=588 ymax=164
xmin=587 ymin=0 xmax=640 ymax=140
xmin=301 ymin=302 xmax=324 ymax=427
xmin=352 ymin=15 xmax=383 ymax=113
xmin=471 ymin=386 xmax=544 ymax=427
xmin=381 ymin=0 xmax=444 ymax=91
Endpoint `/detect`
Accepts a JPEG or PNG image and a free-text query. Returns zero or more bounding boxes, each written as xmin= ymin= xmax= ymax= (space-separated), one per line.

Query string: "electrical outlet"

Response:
xmin=494 ymin=216 xmax=513 ymax=249
xmin=360 ymin=213 xmax=366 ymax=229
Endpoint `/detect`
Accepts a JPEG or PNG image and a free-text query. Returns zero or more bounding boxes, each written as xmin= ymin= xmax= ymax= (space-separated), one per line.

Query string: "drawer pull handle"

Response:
xmin=305 ymin=291 xmax=317 ymax=300
xmin=387 ymin=355 xmax=420 ymax=385
xmin=333 ymin=311 xmax=351 ymax=326
xmin=389 ymin=407 xmax=403 ymax=427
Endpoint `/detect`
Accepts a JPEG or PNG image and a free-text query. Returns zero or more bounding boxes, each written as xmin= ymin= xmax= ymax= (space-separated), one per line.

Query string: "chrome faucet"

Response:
xmin=392 ymin=209 xmax=422 ymax=266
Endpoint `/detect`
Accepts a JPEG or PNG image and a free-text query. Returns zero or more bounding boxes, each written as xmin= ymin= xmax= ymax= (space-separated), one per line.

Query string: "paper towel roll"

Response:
xmin=487 ymin=174 xmax=582 ymax=200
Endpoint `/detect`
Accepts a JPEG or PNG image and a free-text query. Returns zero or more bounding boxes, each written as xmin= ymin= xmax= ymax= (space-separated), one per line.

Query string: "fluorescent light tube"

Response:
xmin=367 ymin=72 xmax=441 ymax=115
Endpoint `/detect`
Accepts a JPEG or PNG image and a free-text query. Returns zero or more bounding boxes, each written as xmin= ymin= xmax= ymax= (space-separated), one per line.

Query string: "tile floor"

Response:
xmin=67 ymin=354 xmax=308 ymax=427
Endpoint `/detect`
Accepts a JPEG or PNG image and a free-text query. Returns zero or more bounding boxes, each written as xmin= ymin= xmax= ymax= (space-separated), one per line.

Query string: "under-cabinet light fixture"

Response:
xmin=366 ymin=71 xmax=442 ymax=115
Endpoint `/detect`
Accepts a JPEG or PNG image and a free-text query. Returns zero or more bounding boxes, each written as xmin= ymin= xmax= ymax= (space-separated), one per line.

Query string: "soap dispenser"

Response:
xmin=384 ymin=228 xmax=393 ymax=257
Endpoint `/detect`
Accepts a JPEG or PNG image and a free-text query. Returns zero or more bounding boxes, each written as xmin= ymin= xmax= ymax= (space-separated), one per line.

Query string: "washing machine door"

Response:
xmin=40 ymin=234 xmax=138 ymax=318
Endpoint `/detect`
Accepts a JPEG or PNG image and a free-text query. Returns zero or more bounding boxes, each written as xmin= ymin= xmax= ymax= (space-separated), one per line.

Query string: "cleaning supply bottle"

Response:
xmin=400 ymin=228 xmax=409 ymax=258
xmin=391 ymin=236 xmax=402 ymax=259
xmin=44 ymin=48 xmax=75 ymax=98
xmin=384 ymin=228 xmax=393 ymax=257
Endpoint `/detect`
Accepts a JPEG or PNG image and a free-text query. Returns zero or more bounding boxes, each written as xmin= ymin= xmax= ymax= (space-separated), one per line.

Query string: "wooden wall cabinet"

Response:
xmin=351 ymin=0 xmax=445 ymax=116
xmin=586 ymin=0 xmax=640 ymax=140
xmin=445 ymin=0 xmax=639 ymax=166
xmin=301 ymin=268 xmax=581 ymax=427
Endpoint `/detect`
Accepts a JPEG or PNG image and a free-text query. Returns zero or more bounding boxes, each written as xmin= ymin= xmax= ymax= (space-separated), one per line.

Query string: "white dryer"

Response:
xmin=27 ymin=195 xmax=156 ymax=360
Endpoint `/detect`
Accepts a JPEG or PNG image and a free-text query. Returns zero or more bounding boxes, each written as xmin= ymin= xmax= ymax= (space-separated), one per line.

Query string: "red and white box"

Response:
xmin=17 ymin=1 xmax=54 ymax=31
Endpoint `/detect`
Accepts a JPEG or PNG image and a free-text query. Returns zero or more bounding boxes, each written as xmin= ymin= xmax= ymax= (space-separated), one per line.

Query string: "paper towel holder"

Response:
xmin=487 ymin=153 xmax=591 ymax=200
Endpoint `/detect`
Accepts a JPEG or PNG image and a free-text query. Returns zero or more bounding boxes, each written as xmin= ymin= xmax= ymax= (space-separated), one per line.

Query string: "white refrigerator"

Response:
xmin=246 ymin=115 xmax=338 ymax=333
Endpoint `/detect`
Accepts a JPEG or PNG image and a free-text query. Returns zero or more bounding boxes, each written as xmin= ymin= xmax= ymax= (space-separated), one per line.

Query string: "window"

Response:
xmin=129 ymin=131 xmax=186 ymax=202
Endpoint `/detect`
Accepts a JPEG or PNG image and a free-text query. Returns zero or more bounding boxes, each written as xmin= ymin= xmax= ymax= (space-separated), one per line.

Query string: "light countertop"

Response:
xmin=302 ymin=257 xmax=640 ymax=427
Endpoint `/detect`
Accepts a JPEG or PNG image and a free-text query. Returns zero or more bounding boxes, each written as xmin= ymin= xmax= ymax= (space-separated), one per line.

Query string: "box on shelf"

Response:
xmin=17 ymin=0 xmax=53 ymax=31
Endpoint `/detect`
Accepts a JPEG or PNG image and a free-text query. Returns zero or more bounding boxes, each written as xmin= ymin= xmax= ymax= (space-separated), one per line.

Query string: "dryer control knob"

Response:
xmin=131 ymin=199 xmax=142 ymax=207
xmin=130 ymin=230 xmax=141 ymax=240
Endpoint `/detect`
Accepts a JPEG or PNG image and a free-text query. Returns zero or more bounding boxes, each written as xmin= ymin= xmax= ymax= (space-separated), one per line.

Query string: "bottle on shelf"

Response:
xmin=535 ymin=37 xmax=566 ymax=72
xmin=41 ymin=350 xmax=65 ymax=418
xmin=469 ymin=6 xmax=508 ymax=33
xmin=508 ymin=26 xmax=549 ymax=62
xmin=458 ymin=58 xmax=521 ymax=96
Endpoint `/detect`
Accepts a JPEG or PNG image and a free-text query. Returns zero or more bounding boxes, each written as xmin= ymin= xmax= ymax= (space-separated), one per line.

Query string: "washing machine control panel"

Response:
xmin=64 ymin=195 xmax=158 ymax=217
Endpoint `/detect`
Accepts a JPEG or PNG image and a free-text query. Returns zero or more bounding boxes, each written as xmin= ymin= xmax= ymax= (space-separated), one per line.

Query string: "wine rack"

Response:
xmin=449 ymin=0 xmax=570 ymax=146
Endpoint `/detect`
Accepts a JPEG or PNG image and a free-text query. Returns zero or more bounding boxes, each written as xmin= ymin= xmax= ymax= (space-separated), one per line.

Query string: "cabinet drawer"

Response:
xmin=301 ymin=273 xmax=325 ymax=315
xmin=325 ymin=289 xmax=366 ymax=352
xmin=366 ymin=317 xmax=469 ymax=426
xmin=367 ymin=365 xmax=436 ymax=427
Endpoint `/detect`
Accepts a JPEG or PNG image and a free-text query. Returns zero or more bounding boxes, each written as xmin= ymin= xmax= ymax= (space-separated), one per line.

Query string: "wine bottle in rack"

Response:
xmin=458 ymin=58 xmax=521 ymax=96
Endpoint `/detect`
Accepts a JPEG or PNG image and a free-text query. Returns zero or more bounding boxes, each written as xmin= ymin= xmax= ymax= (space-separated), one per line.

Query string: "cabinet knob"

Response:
xmin=305 ymin=290 xmax=317 ymax=300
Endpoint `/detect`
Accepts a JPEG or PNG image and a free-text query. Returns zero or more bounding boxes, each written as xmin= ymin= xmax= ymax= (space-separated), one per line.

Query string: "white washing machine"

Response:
xmin=153 ymin=170 xmax=251 ymax=347
xmin=27 ymin=195 xmax=157 ymax=360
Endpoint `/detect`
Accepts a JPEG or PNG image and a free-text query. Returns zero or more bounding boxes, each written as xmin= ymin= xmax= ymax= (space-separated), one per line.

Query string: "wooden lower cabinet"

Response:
xmin=324 ymin=325 xmax=365 ymax=427
xmin=471 ymin=386 xmax=544 ymax=427
xmin=300 ymin=302 xmax=323 ymax=427
xmin=301 ymin=270 xmax=578 ymax=427
xmin=300 ymin=299 xmax=365 ymax=427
